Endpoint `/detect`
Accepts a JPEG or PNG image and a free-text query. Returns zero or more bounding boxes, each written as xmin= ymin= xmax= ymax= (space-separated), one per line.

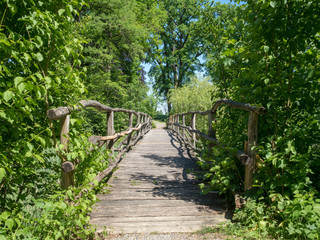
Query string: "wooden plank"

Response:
xmin=93 ymin=217 xmax=226 ymax=234
xmin=95 ymin=224 xmax=218 ymax=234
xmin=91 ymin=215 xmax=226 ymax=223
xmin=93 ymin=199 xmax=223 ymax=208
xmin=91 ymin=208 xmax=223 ymax=218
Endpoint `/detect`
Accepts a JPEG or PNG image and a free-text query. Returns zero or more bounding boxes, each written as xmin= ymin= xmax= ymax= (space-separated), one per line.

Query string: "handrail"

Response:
xmin=167 ymin=98 xmax=266 ymax=191
xmin=47 ymin=100 xmax=152 ymax=190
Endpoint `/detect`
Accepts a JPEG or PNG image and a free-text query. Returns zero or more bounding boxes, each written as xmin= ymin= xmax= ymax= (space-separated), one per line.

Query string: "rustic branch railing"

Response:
xmin=47 ymin=100 xmax=152 ymax=189
xmin=167 ymin=98 xmax=266 ymax=191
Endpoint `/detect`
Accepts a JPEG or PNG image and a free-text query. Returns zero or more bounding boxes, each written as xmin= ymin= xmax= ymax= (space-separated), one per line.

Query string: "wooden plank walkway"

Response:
xmin=90 ymin=123 xmax=229 ymax=234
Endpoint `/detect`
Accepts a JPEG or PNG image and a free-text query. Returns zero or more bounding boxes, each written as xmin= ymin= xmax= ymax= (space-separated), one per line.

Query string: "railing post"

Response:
xmin=127 ymin=113 xmax=134 ymax=145
xmin=147 ymin=116 xmax=151 ymax=130
xmin=136 ymin=113 xmax=141 ymax=139
xmin=208 ymin=111 xmax=216 ymax=139
xmin=141 ymin=114 xmax=145 ymax=135
xmin=60 ymin=115 xmax=74 ymax=189
xmin=176 ymin=114 xmax=180 ymax=134
xmin=129 ymin=113 xmax=133 ymax=127
xmin=182 ymin=115 xmax=185 ymax=139
xmin=191 ymin=113 xmax=196 ymax=148
xmin=244 ymin=111 xmax=258 ymax=191
xmin=208 ymin=111 xmax=216 ymax=149
xmin=107 ymin=111 xmax=115 ymax=154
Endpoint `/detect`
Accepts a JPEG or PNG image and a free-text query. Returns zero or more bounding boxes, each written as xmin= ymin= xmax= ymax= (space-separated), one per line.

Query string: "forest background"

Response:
xmin=0 ymin=0 xmax=319 ymax=239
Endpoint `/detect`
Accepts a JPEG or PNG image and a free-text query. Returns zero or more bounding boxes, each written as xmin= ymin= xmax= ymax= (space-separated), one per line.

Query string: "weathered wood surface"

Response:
xmin=90 ymin=123 xmax=229 ymax=234
xmin=47 ymin=100 xmax=150 ymax=120
xmin=168 ymin=98 xmax=266 ymax=191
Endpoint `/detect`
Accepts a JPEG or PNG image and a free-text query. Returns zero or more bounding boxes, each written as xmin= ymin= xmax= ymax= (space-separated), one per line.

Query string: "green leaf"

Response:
xmin=36 ymin=36 xmax=43 ymax=47
xmin=278 ymin=202 xmax=284 ymax=210
xmin=93 ymin=179 xmax=98 ymax=186
xmin=44 ymin=76 xmax=52 ymax=86
xmin=15 ymin=228 xmax=29 ymax=236
xmin=14 ymin=76 xmax=24 ymax=87
xmin=0 ymin=38 xmax=11 ymax=46
xmin=3 ymin=90 xmax=14 ymax=102
xmin=65 ymin=46 xmax=71 ymax=56
xmin=270 ymin=1 xmax=276 ymax=8
xmin=0 ymin=111 xmax=6 ymax=119
xmin=55 ymin=232 xmax=62 ymax=240
xmin=0 ymin=168 xmax=5 ymax=182
xmin=58 ymin=202 xmax=67 ymax=210
xmin=5 ymin=219 xmax=14 ymax=230
xmin=292 ymin=210 xmax=300 ymax=218
xmin=223 ymin=58 xmax=232 ymax=66
xmin=35 ymin=53 xmax=43 ymax=62
xmin=18 ymin=83 xmax=26 ymax=93
xmin=58 ymin=9 xmax=65 ymax=16
xmin=35 ymin=136 xmax=46 ymax=147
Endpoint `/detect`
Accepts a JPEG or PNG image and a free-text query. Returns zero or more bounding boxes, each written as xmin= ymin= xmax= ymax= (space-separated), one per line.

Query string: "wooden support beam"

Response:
xmin=208 ymin=111 xmax=216 ymax=150
xmin=60 ymin=115 xmax=70 ymax=150
xmin=60 ymin=115 xmax=74 ymax=190
xmin=129 ymin=113 xmax=133 ymax=127
xmin=127 ymin=113 xmax=134 ymax=145
xmin=107 ymin=111 xmax=115 ymax=154
xmin=182 ymin=115 xmax=185 ymax=139
xmin=176 ymin=115 xmax=180 ymax=134
xmin=191 ymin=113 xmax=196 ymax=148
xmin=244 ymin=111 xmax=258 ymax=191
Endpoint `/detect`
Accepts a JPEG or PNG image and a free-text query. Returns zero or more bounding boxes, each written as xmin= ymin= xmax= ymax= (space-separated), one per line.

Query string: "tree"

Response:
xmin=81 ymin=0 xmax=163 ymax=134
xmin=148 ymin=0 xmax=210 ymax=113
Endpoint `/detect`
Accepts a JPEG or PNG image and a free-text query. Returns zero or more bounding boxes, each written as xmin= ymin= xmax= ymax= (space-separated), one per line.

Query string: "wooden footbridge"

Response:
xmin=90 ymin=123 xmax=227 ymax=233
xmin=47 ymin=99 xmax=266 ymax=234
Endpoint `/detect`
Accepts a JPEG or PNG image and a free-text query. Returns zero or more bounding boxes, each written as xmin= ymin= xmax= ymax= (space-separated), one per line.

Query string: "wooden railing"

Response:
xmin=167 ymin=98 xmax=266 ymax=191
xmin=47 ymin=100 xmax=152 ymax=189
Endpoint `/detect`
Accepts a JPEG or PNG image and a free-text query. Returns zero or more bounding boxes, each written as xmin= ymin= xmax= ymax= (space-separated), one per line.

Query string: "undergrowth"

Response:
xmin=0 ymin=125 xmax=110 ymax=239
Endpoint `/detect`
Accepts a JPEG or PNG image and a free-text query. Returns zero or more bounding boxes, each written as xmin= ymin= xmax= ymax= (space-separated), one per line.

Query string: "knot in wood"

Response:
xmin=88 ymin=135 xmax=101 ymax=145
xmin=239 ymin=154 xmax=251 ymax=166
xmin=62 ymin=161 xmax=74 ymax=173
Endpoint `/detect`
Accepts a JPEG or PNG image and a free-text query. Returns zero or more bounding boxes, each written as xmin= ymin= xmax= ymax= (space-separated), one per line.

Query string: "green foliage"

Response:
xmin=198 ymin=145 xmax=243 ymax=196
xmin=169 ymin=76 xmax=216 ymax=132
xmin=198 ymin=0 xmax=320 ymax=239
xmin=0 ymin=0 xmax=112 ymax=238
xmin=225 ymin=192 xmax=320 ymax=239
xmin=0 ymin=188 xmax=96 ymax=239
xmin=81 ymin=0 xmax=160 ymax=134
xmin=169 ymin=76 xmax=215 ymax=114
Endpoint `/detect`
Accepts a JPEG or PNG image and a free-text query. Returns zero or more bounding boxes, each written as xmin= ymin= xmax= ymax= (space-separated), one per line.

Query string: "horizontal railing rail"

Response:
xmin=47 ymin=100 xmax=152 ymax=190
xmin=167 ymin=98 xmax=266 ymax=191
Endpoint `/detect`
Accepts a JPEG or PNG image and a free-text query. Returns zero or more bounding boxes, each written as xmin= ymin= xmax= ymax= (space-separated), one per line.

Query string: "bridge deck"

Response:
xmin=90 ymin=123 xmax=229 ymax=234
